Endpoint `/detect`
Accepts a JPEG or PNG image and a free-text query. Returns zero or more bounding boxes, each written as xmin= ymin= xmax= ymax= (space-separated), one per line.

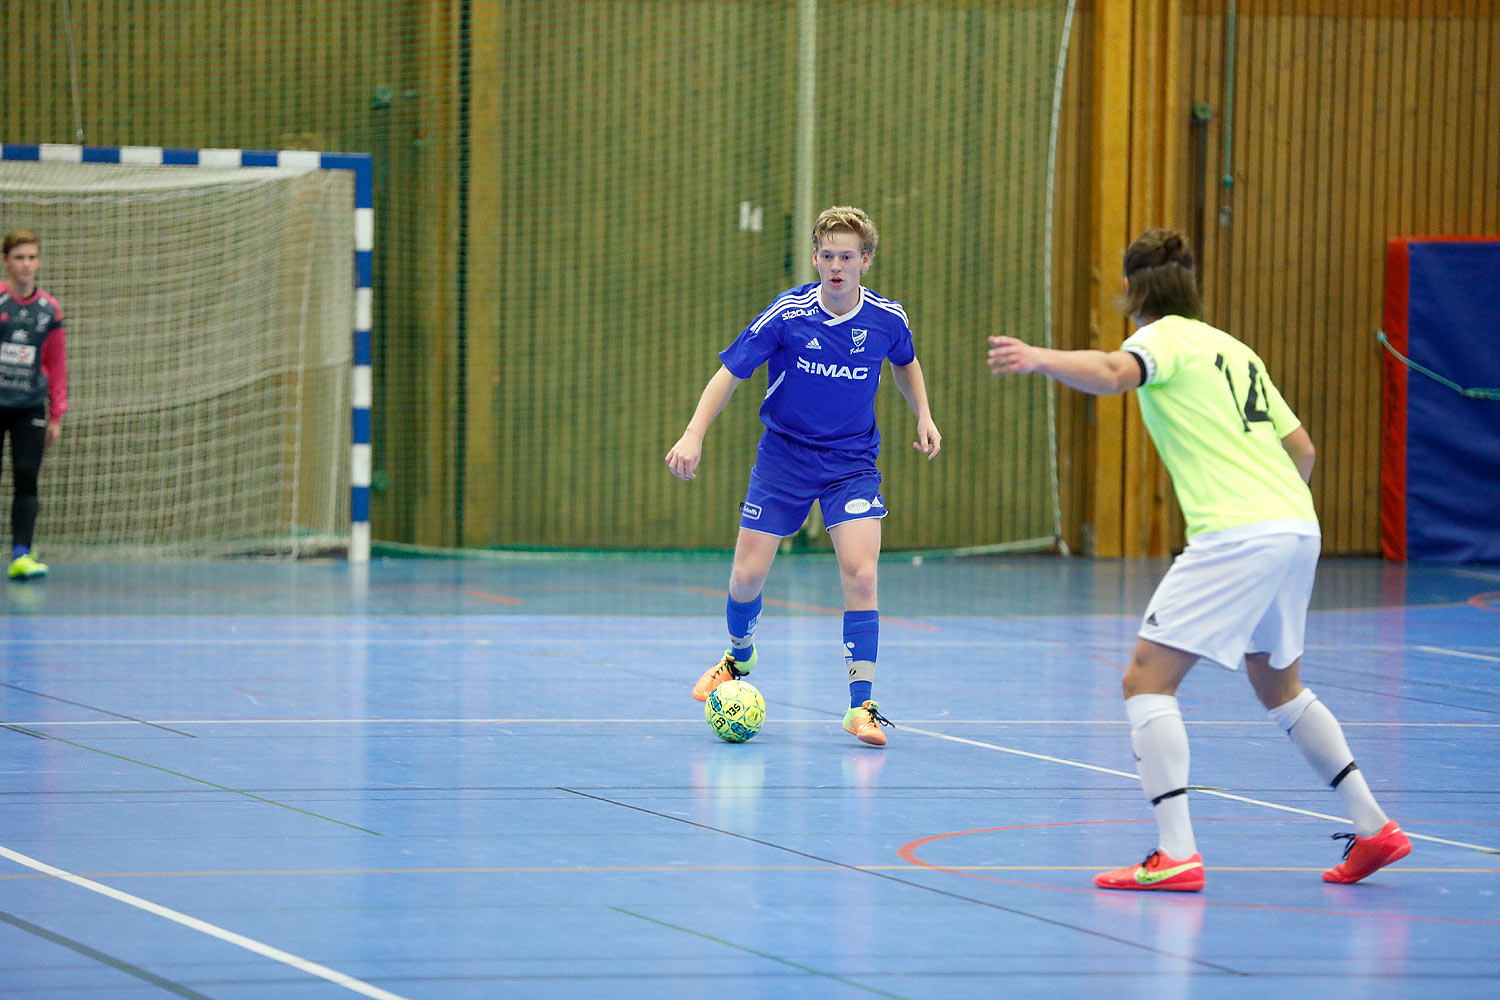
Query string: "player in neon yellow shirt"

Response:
xmin=987 ymin=229 xmax=1409 ymax=891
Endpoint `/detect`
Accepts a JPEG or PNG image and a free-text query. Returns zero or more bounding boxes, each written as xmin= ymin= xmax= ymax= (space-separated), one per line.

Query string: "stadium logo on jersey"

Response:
xmin=804 ymin=337 xmax=822 ymax=350
xmin=782 ymin=307 xmax=820 ymax=321
xmin=740 ymin=501 xmax=763 ymax=520
xmin=850 ymin=328 xmax=868 ymax=353
xmin=796 ymin=357 xmax=869 ymax=380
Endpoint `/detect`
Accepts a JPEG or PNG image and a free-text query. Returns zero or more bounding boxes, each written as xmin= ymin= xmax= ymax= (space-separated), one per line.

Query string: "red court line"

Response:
xmin=463 ymin=589 xmax=521 ymax=605
xmin=1469 ymin=590 xmax=1500 ymax=612
xmin=898 ymin=819 xmax=1500 ymax=925
xmin=684 ymin=586 xmax=938 ymax=631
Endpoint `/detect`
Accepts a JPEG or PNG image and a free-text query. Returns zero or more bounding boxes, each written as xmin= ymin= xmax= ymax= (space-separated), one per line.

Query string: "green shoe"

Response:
xmin=8 ymin=553 xmax=49 ymax=580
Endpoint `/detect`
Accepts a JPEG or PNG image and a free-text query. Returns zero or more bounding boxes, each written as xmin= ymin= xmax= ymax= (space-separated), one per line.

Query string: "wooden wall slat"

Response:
xmin=1156 ymin=3 xmax=1500 ymax=555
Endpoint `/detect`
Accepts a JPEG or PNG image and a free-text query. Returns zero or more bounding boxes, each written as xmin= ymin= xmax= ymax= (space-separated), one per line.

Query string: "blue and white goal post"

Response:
xmin=0 ymin=143 xmax=374 ymax=563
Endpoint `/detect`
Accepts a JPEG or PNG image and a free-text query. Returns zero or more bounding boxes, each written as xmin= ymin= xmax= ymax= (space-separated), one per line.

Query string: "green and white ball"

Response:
xmin=705 ymin=679 xmax=766 ymax=743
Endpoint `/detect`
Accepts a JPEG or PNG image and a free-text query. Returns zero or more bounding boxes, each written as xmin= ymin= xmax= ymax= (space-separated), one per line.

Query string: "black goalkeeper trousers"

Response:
xmin=0 ymin=404 xmax=46 ymax=550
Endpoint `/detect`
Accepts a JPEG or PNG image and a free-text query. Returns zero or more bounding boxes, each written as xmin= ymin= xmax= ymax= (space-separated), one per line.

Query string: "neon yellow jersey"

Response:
xmin=1121 ymin=316 xmax=1317 ymax=537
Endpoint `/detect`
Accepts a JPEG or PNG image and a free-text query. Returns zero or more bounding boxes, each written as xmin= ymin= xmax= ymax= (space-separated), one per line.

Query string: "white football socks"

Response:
xmin=1269 ymin=688 xmax=1389 ymax=838
xmin=1124 ymin=693 xmax=1198 ymax=859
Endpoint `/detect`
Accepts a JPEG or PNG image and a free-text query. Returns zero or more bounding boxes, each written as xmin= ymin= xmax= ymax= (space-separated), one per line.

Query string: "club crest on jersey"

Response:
xmin=797 ymin=357 xmax=870 ymax=380
xmin=851 ymin=328 xmax=868 ymax=353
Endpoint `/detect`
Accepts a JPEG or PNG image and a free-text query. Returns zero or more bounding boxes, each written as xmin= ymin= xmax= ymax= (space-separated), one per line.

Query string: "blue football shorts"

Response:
xmin=737 ymin=432 xmax=887 ymax=537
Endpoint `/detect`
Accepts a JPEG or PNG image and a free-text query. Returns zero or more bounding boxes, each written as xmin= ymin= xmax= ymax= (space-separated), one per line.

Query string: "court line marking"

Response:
xmin=0 ymin=845 xmax=412 ymax=1000
xmin=0 ymin=863 xmax=1493 ymax=880
xmin=0 ymin=908 xmax=217 ymax=999
xmin=1453 ymin=568 xmax=1500 ymax=584
xmin=5 ymin=717 xmax=1499 ymax=728
xmin=684 ymin=585 xmax=937 ymax=630
xmin=900 ymin=725 xmax=1500 ymax=856
xmin=900 ymin=825 xmax=1500 ymax=926
xmin=0 ymin=682 xmax=196 ymax=737
xmin=560 ymin=788 xmax=1248 ymax=976
xmin=464 ymin=588 xmax=521 ymax=605
xmin=1415 ymin=646 xmax=1500 ymax=663
xmin=0 ymin=723 xmax=381 ymax=835
xmin=611 ymin=907 xmax=910 ymax=999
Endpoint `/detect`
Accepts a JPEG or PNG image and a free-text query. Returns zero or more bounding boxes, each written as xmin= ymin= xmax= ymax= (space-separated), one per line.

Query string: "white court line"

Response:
xmin=900 ymin=725 xmax=1500 ymax=857
xmin=0 ymin=845 xmax=411 ymax=1000
xmin=1451 ymin=568 xmax=1500 ymax=584
xmin=7 ymin=636 xmax=1495 ymax=655
xmin=0 ymin=637 xmax=1125 ymax=647
xmin=7 ymin=717 xmax=1500 ymax=728
xmin=1414 ymin=646 xmax=1500 ymax=664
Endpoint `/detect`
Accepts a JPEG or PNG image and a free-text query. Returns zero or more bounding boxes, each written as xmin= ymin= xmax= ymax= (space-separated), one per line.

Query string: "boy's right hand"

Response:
xmin=665 ymin=432 xmax=704 ymax=480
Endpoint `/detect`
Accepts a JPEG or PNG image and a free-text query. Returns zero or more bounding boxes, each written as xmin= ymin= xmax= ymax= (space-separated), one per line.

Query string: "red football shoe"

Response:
xmin=1323 ymin=821 xmax=1412 ymax=883
xmin=1094 ymin=849 xmax=1205 ymax=892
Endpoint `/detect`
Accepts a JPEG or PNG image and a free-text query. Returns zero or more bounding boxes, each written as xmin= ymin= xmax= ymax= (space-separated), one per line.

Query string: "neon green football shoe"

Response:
xmin=8 ymin=553 xmax=49 ymax=580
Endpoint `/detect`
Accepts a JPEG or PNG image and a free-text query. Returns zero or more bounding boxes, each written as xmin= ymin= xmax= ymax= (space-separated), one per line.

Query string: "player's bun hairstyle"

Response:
xmin=1122 ymin=228 xmax=1202 ymax=321
xmin=3 ymin=229 xmax=39 ymax=256
xmin=812 ymin=206 xmax=878 ymax=258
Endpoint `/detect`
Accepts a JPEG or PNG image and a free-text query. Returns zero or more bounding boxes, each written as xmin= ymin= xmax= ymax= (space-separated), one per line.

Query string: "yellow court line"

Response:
xmin=1 ymin=864 xmax=1494 ymax=879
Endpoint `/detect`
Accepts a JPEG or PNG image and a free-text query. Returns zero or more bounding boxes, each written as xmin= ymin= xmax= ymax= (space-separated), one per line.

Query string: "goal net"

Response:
xmin=0 ymin=160 xmax=353 ymax=559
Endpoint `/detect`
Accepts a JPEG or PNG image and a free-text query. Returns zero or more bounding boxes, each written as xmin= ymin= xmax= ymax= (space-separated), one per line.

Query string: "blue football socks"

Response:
xmin=726 ymin=593 xmax=762 ymax=664
xmin=843 ymin=609 xmax=879 ymax=707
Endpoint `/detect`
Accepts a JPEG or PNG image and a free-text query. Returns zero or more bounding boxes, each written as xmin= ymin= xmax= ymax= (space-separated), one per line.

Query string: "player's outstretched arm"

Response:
xmin=891 ymin=358 xmax=941 ymax=460
xmin=987 ymin=335 xmax=1141 ymax=396
xmin=666 ymin=365 xmax=743 ymax=480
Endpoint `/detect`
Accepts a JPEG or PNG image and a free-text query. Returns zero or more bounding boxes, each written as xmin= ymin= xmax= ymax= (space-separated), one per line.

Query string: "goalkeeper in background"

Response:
xmin=666 ymin=205 xmax=942 ymax=747
xmin=0 ymin=229 xmax=67 ymax=580
xmin=987 ymin=228 xmax=1409 ymax=890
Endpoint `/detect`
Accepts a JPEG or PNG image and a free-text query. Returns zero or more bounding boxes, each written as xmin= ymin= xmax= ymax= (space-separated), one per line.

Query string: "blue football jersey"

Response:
xmin=719 ymin=283 xmax=916 ymax=454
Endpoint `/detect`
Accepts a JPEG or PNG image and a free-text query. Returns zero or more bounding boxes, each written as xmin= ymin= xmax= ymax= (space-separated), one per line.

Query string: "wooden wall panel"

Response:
xmin=1178 ymin=1 xmax=1500 ymax=555
xmin=5 ymin=1 xmax=1495 ymax=554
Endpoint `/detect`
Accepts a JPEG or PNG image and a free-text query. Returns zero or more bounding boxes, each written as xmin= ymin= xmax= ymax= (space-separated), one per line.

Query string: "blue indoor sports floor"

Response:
xmin=2 ymin=554 xmax=1497 ymax=998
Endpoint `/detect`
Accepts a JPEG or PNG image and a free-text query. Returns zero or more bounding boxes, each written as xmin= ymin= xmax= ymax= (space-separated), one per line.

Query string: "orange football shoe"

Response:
xmin=691 ymin=649 xmax=753 ymax=702
xmin=842 ymin=700 xmax=893 ymax=747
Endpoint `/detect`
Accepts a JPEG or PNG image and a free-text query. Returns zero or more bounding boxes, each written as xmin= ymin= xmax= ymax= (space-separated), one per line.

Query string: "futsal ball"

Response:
xmin=705 ymin=679 xmax=766 ymax=743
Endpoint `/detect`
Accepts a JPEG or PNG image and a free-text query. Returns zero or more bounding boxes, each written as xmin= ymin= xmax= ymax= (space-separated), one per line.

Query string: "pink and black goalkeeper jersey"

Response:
xmin=0 ymin=283 xmax=67 ymax=418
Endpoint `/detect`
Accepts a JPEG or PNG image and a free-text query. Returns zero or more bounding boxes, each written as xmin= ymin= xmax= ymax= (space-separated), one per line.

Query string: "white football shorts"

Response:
xmin=1138 ymin=521 xmax=1321 ymax=671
